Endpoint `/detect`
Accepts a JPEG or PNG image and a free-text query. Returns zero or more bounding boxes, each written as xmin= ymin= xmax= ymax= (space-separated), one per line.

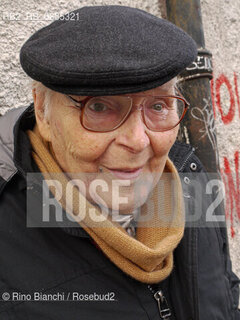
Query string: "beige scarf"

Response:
xmin=27 ymin=126 xmax=185 ymax=284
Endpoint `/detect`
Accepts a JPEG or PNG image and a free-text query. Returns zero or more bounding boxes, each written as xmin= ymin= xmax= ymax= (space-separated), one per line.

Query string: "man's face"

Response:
xmin=35 ymin=79 xmax=179 ymax=214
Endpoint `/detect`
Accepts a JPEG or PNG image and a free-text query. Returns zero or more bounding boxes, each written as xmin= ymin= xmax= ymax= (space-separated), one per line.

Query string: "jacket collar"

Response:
xmin=13 ymin=104 xmax=39 ymax=177
xmin=0 ymin=106 xmax=30 ymax=182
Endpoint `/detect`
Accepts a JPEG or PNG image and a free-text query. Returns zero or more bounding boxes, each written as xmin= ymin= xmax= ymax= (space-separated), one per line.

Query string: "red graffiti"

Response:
xmin=221 ymin=151 xmax=240 ymax=238
xmin=215 ymin=74 xmax=235 ymax=124
xmin=211 ymin=72 xmax=240 ymax=123
xmin=211 ymin=72 xmax=240 ymax=237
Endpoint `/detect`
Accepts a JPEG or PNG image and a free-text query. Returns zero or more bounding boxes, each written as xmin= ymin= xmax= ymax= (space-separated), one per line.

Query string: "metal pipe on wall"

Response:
xmin=165 ymin=0 xmax=220 ymax=173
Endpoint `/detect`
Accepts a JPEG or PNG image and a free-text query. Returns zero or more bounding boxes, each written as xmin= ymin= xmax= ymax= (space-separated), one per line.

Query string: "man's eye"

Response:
xmin=152 ymin=103 xmax=167 ymax=111
xmin=88 ymin=103 xmax=108 ymax=112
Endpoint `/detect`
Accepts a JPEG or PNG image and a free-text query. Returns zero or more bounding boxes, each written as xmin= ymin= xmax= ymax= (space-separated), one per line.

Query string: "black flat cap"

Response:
xmin=20 ymin=5 xmax=197 ymax=96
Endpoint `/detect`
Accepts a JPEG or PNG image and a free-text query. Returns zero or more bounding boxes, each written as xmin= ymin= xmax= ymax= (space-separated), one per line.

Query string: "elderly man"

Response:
xmin=0 ymin=5 xmax=239 ymax=320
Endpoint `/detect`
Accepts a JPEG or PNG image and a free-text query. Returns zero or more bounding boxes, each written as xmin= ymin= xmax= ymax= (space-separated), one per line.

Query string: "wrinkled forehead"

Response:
xmin=129 ymin=79 xmax=176 ymax=97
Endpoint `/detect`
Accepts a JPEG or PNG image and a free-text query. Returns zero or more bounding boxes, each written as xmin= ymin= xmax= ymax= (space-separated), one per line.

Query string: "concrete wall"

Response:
xmin=200 ymin=0 xmax=240 ymax=279
xmin=0 ymin=0 xmax=239 ymax=279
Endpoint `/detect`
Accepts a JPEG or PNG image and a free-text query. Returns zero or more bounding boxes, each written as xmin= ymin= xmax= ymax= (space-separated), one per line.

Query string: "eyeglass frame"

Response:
xmin=65 ymin=93 xmax=190 ymax=133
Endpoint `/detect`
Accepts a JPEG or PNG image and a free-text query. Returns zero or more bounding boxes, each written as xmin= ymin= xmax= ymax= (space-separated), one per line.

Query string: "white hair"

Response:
xmin=32 ymin=80 xmax=54 ymax=120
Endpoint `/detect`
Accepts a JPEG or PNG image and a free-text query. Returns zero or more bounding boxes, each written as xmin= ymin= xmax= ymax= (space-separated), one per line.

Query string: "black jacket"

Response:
xmin=0 ymin=105 xmax=239 ymax=320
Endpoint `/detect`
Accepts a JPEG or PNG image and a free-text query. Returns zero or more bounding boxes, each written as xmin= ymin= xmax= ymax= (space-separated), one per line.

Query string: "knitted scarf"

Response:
xmin=27 ymin=127 xmax=185 ymax=284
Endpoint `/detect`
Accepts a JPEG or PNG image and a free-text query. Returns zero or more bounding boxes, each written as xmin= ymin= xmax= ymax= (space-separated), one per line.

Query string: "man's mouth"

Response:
xmin=103 ymin=166 xmax=144 ymax=179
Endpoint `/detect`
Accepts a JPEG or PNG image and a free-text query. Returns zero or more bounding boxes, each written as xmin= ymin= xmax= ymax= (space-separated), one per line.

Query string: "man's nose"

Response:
xmin=115 ymin=105 xmax=150 ymax=153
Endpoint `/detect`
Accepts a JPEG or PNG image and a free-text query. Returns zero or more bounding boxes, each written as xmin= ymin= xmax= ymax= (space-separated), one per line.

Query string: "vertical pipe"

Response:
xmin=166 ymin=0 xmax=220 ymax=173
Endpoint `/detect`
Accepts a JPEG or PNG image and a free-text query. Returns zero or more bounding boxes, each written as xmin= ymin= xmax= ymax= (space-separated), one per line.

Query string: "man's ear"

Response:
xmin=33 ymin=88 xmax=51 ymax=141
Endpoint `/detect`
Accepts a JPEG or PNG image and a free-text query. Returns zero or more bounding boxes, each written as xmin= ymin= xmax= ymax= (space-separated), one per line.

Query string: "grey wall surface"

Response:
xmin=200 ymin=0 xmax=240 ymax=279
xmin=0 ymin=0 xmax=239 ymax=281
